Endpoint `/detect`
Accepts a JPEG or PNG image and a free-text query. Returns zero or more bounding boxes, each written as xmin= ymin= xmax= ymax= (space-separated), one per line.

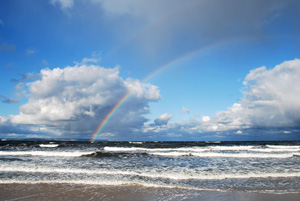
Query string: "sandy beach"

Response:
xmin=0 ymin=184 xmax=300 ymax=201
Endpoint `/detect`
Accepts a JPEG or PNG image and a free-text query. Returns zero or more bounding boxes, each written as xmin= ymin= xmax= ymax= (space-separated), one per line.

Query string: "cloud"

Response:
xmin=0 ymin=19 xmax=4 ymax=25
xmin=181 ymin=106 xmax=190 ymax=114
xmin=74 ymin=52 xmax=101 ymax=65
xmin=183 ymin=58 xmax=300 ymax=133
xmin=7 ymin=64 xmax=160 ymax=138
xmin=42 ymin=59 xmax=49 ymax=66
xmin=10 ymin=73 xmax=41 ymax=83
xmin=25 ymin=48 xmax=37 ymax=56
xmin=202 ymin=116 xmax=210 ymax=122
xmin=154 ymin=113 xmax=173 ymax=126
xmin=0 ymin=95 xmax=18 ymax=104
xmin=50 ymin=0 xmax=74 ymax=9
xmin=236 ymin=130 xmax=243 ymax=134
xmin=2 ymin=58 xmax=299 ymax=140
xmin=88 ymin=0 xmax=300 ymax=56
xmin=142 ymin=58 xmax=300 ymax=140
xmin=0 ymin=43 xmax=16 ymax=54
xmin=0 ymin=118 xmax=52 ymax=139
xmin=48 ymin=0 xmax=300 ymax=58
xmin=92 ymin=0 xmax=183 ymax=21
xmin=240 ymin=58 xmax=300 ymax=127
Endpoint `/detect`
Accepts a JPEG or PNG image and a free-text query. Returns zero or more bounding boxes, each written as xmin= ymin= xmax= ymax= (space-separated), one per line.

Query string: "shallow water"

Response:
xmin=1 ymin=141 xmax=300 ymax=193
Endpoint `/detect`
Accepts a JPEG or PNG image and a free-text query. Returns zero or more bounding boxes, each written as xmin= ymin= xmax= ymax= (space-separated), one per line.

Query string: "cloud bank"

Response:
xmin=1 ymin=58 xmax=299 ymax=140
xmin=144 ymin=58 xmax=300 ymax=140
xmin=2 ymin=64 xmax=160 ymax=139
xmin=212 ymin=58 xmax=300 ymax=131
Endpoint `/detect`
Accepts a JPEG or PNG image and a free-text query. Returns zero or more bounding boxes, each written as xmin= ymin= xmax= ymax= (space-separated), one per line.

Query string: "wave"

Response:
xmin=1 ymin=148 xmax=298 ymax=159
xmin=81 ymin=151 xmax=146 ymax=157
xmin=104 ymin=147 xmax=148 ymax=152
xmin=0 ymin=179 xmax=216 ymax=192
xmin=103 ymin=146 xmax=256 ymax=153
xmin=103 ymin=146 xmax=256 ymax=152
xmin=1 ymin=165 xmax=300 ymax=181
xmin=249 ymin=148 xmax=300 ymax=152
xmin=205 ymin=141 xmax=221 ymax=144
xmin=129 ymin=142 xmax=143 ymax=144
xmin=149 ymin=152 xmax=299 ymax=158
xmin=104 ymin=145 xmax=300 ymax=153
xmin=103 ymin=146 xmax=300 ymax=158
xmin=0 ymin=151 xmax=94 ymax=157
xmin=266 ymin=145 xmax=300 ymax=149
xmin=39 ymin=144 xmax=59 ymax=148
xmin=0 ymin=157 xmax=23 ymax=161
xmin=83 ymin=150 xmax=300 ymax=159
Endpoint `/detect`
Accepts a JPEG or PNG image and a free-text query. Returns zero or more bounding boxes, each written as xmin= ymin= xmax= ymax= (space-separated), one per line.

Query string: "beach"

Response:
xmin=1 ymin=184 xmax=300 ymax=201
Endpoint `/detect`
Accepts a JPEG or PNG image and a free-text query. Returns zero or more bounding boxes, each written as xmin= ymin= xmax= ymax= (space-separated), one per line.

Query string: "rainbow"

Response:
xmin=90 ymin=92 xmax=132 ymax=143
xmin=89 ymin=40 xmax=239 ymax=142
xmin=102 ymin=1 xmax=199 ymax=61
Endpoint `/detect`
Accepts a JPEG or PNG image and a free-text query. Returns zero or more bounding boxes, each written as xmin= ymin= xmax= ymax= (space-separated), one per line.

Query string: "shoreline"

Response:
xmin=0 ymin=183 xmax=300 ymax=201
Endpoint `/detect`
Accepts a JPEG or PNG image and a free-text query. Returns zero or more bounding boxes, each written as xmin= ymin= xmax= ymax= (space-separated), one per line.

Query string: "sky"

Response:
xmin=0 ymin=0 xmax=300 ymax=141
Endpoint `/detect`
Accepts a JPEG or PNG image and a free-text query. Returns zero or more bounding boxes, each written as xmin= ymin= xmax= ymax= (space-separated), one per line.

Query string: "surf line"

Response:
xmin=90 ymin=41 xmax=231 ymax=143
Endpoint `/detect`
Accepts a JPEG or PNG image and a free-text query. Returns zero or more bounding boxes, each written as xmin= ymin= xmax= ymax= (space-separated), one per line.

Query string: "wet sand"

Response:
xmin=0 ymin=184 xmax=299 ymax=201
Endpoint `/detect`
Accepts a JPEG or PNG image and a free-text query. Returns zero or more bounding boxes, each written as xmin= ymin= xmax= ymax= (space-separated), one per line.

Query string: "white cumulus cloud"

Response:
xmin=143 ymin=58 xmax=300 ymax=140
xmin=202 ymin=116 xmax=210 ymax=122
xmin=8 ymin=64 xmax=160 ymax=138
xmin=197 ymin=58 xmax=300 ymax=132
xmin=154 ymin=113 xmax=173 ymax=126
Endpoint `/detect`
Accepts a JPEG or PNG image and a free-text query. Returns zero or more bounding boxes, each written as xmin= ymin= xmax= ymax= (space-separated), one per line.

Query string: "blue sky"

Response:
xmin=0 ymin=0 xmax=300 ymax=141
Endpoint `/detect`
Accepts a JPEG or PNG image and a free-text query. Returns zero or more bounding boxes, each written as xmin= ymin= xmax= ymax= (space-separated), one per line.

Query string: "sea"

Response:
xmin=1 ymin=140 xmax=300 ymax=194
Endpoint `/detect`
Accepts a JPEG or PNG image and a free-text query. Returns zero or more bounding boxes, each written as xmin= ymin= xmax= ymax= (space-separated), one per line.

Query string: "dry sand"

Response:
xmin=0 ymin=184 xmax=299 ymax=201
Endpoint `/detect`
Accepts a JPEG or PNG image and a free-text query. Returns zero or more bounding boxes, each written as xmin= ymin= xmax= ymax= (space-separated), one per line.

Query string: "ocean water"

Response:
xmin=1 ymin=141 xmax=300 ymax=193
